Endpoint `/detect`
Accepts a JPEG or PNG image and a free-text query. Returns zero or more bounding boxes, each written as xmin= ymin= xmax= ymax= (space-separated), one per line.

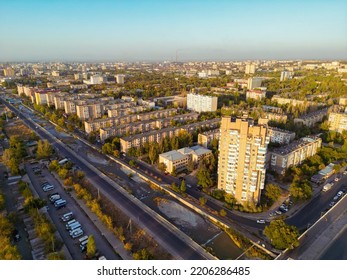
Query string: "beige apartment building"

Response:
xmin=328 ymin=112 xmax=347 ymax=133
xmin=270 ymin=136 xmax=322 ymax=174
xmin=120 ymin=119 xmax=220 ymax=152
xmin=34 ymin=89 xmax=60 ymax=106
xmin=76 ymin=103 xmax=103 ymax=121
xmin=267 ymin=127 xmax=295 ymax=145
xmin=217 ymin=117 xmax=269 ymax=205
xmin=100 ymin=113 xmax=199 ymax=141
xmin=159 ymin=145 xmax=212 ymax=173
xmin=265 ymin=112 xmax=288 ymax=123
xmin=107 ymin=106 xmax=146 ymax=117
xmin=84 ymin=108 xmax=179 ymax=134
xmin=294 ymin=108 xmax=328 ymax=127
xmin=339 ymin=97 xmax=347 ymax=106
xmin=198 ymin=129 xmax=220 ymax=148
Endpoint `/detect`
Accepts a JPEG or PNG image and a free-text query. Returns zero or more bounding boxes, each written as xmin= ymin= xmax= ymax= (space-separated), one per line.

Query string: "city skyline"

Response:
xmin=0 ymin=0 xmax=347 ymax=62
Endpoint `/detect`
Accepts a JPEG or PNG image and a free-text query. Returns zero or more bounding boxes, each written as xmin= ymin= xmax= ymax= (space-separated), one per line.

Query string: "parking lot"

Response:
xmin=25 ymin=162 xmax=120 ymax=260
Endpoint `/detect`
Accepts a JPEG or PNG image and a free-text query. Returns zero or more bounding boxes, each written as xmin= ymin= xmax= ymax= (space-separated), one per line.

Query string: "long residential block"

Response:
xmin=120 ymin=119 xmax=220 ymax=153
xmin=270 ymin=136 xmax=322 ymax=174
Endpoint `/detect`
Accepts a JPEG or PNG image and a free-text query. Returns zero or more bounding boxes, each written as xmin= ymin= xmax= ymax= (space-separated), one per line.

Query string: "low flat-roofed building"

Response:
xmin=311 ymin=163 xmax=335 ymax=184
xmin=159 ymin=145 xmax=212 ymax=173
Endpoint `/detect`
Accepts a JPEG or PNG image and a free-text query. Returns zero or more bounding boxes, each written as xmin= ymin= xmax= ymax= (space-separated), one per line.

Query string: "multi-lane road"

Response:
xmin=1 ymin=96 xmax=212 ymax=260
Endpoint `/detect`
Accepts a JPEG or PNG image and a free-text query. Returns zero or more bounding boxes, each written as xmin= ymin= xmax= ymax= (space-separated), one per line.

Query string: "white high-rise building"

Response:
xmin=187 ymin=93 xmax=218 ymax=113
xmin=115 ymin=74 xmax=125 ymax=84
xmin=245 ymin=64 xmax=256 ymax=74
xmin=247 ymin=77 xmax=263 ymax=90
xmin=90 ymin=74 xmax=105 ymax=84
xmin=280 ymin=71 xmax=293 ymax=81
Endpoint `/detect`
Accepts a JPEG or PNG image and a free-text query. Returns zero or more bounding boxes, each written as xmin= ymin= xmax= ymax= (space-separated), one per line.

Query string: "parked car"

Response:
xmin=61 ymin=212 xmax=73 ymax=222
xmin=256 ymin=219 xmax=265 ymax=224
xmin=336 ymin=191 xmax=343 ymax=197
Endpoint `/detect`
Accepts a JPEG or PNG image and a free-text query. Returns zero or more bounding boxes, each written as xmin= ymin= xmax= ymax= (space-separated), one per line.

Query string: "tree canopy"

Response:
xmin=264 ymin=220 xmax=299 ymax=250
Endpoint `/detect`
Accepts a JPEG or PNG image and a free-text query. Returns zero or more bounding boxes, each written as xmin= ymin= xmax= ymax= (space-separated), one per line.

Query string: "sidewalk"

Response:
xmin=51 ymin=172 xmax=133 ymax=260
xmin=298 ymin=211 xmax=347 ymax=259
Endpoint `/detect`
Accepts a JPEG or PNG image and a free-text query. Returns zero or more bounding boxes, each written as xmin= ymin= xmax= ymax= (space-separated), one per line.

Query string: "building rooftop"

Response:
xmin=295 ymin=108 xmax=328 ymax=120
xmin=319 ymin=163 xmax=335 ymax=176
xmin=268 ymin=126 xmax=295 ymax=134
xmin=160 ymin=150 xmax=187 ymax=161
xmin=272 ymin=136 xmax=321 ymax=156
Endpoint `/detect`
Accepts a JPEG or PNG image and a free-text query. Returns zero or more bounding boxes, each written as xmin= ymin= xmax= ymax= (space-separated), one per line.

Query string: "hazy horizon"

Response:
xmin=1 ymin=0 xmax=346 ymax=62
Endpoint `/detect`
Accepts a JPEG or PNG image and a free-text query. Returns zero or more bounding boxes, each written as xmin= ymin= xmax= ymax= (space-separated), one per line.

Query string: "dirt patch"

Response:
xmin=87 ymin=152 xmax=108 ymax=165
xmin=5 ymin=119 xmax=33 ymax=140
xmin=155 ymin=198 xmax=204 ymax=227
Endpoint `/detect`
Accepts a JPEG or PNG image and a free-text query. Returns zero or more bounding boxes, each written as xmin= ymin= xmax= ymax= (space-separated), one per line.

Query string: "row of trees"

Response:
xmin=18 ymin=181 xmax=64 ymax=259
xmin=2 ymin=136 xmax=26 ymax=174
xmin=284 ymin=145 xmax=347 ymax=200
xmin=0 ymin=214 xmax=21 ymax=260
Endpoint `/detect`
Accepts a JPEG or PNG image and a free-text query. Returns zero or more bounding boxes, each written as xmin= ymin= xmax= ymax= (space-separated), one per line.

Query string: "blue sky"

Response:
xmin=0 ymin=0 xmax=346 ymax=61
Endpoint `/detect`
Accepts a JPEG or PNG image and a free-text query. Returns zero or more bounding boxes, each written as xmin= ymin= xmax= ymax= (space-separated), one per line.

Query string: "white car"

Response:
xmin=336 ymin=191 xmax=343 ymax=197
xmin=256 ymin=219 xmax=265 ymax=224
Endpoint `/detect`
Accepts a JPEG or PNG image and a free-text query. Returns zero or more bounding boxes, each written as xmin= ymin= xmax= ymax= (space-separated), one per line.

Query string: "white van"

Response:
xmin=70 ymin=229 xmax=84 ymax=239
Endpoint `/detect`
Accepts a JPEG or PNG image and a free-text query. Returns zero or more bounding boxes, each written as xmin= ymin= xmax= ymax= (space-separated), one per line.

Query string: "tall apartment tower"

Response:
xmin=245 ymin=64 xmax=256 ymax=74
xmin=217 ymin=117 xmax=269 ymax=205
xmin=187 ymin=93 xmax=218 ymax=113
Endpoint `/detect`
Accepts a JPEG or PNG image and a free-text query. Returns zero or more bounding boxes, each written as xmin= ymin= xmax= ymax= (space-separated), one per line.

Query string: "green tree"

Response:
xmin=199 ymin=196 xmax=207 ymax=206
xmin=133 ymin=248 xmax=153 ymax=260
xmin=86 ymin=235 xmax=96 ymax=258
xmin=0 ymin=236 xmax=21 ymax=260
xmin=49 ymin=160 xmax=60 ymax=171
xmin=186 ymin=159 xmax=194 ymax=172
xmin=158 ymin=162 xmax=167 ymax=172
xmin=0 ymin=193 xmax=5 ymax=211
xmin=180 ymin=180 xmax=186 ymax=193
xmin=265 ymin=184 xmax=282 ymax=202
xmin=196 ymin=162 xmax=213 ymax=189
xmin=2 ymin=149 xmax=20 ymax=174
xmin=264 ymin=220 xmax=299 ymax=250
xmin=58 ymin=168 xmax=69 ymax=179
xmin=219 ymin=209 xmax=227 ymax=217
xmin=36 ymin=140 xmax=53 ymax=159
xmin=289 ymin=179 xmax=312 ymax=200
xmin=101 ymin=143 xmax=113 ymax=155
xmin=148 ymin=144 xmax=158 ymax=164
